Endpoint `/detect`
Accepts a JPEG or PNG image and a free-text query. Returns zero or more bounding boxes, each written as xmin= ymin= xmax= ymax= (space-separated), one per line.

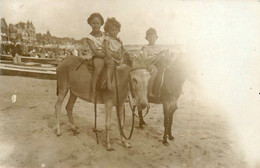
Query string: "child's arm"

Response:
xmin=104 ymin=40 xmax=121 ymax=62
xmin=116 ymin=40 xmax=125 ymax=61
xmin=86 ymin=39 xmax=105 ymax=58
xmin=121 ymin=48 xmax=125 ymax=60
xmin=111 ymin=38 xmax=124 ymax=61
xmin=104 ymin=39 xmax=117 ymax=59
xmin=141 ymin=47 xmax=148 ymax=60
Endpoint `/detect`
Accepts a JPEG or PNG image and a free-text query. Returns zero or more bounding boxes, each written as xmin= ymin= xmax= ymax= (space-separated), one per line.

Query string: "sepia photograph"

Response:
xmin=0 ymin=0 xmax=260 ymax=167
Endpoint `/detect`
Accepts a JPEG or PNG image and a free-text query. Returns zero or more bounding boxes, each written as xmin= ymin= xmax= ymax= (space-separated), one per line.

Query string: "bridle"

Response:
xmin=128 ymin=66 xmax=151 ymax=118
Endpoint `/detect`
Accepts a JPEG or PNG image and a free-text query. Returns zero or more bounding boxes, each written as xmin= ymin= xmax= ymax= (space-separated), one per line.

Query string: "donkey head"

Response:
xmin=124 ymin=51 xmax=150 ymax=110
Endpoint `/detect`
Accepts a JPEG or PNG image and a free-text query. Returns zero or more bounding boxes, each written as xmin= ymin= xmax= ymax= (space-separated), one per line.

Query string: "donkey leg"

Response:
xmin=162 ymin=103 xmax=170 ymax=146
xmin=55 ymin=88 xmax=68 ymax=136
xmin=91 ymin=58 xmax=105 ymax=102
xmin=120 ymin=103 xmax=125 ymax=129
xmin=168 ymin=103 xmax=177 ymax=141
xmin=105 ymin=99 xmax=114 ymax=151
xmin=119 ymin=103 xmax=131 ymax=148
xmin=66 ymin=91 xmax=79 ymax=135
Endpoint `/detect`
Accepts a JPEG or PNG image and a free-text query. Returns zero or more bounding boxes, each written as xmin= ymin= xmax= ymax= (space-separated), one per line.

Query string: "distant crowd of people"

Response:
xmin=1 ymin=41 xmax=90 ymax=64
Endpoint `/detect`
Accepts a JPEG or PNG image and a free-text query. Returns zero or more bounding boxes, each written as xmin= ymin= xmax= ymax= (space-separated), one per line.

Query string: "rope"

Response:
xmin=115 ymin=66 xmax=135 ymax=140
xmin=93 ymin=88 xmax=99 ymax=144
xmin=76 ymin=58 xmax=88 ymax=71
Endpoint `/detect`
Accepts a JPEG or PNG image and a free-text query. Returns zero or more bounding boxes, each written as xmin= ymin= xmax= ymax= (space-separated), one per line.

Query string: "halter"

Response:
xmin=128 ymin=66 xmax=150 ymax=120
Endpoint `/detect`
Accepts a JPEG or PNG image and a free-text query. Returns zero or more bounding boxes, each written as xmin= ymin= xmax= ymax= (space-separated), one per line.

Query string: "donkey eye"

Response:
xmin=132 ymin=78 xmax=138 ymax=84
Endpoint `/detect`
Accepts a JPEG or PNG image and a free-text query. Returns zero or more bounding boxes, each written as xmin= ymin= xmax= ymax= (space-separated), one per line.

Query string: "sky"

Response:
xmin=1 ymin=0 xmax=260 ymax=167
xmin=1 ymin=0 xmax=191 ymax=45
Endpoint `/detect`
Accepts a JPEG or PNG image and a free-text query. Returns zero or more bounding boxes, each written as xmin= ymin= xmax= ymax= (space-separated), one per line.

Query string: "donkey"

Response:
xmin=55 ymin=53 xmax=150 ymax=151
xmin=137 ymin=52 xmax=187 ymax=146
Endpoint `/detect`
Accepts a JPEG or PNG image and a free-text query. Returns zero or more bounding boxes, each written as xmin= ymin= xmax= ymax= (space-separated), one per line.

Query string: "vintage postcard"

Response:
xmin=0 ymin=0 xmax=259 ymax=168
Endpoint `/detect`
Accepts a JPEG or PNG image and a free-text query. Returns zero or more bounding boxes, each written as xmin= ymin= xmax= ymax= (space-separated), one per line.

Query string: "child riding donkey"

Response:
xmin=86 ymin=13 xmax=124 ymax=101
xmin=86 ymin=13 xmax=106 ymax=102
xmin=142 ymin=28 xmax=168 ymax=99
xmin=103 ymin=17 xmax=124 ymax=90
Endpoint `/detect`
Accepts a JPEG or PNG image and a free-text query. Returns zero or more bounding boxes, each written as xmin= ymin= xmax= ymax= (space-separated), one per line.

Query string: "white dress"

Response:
xmin=104 ymin=35 xmax=122 ymax=53
xmin=104 ymin=35 xmax=123 ymax=61
xmin=86 ymin=33 xmax=105 ymax=58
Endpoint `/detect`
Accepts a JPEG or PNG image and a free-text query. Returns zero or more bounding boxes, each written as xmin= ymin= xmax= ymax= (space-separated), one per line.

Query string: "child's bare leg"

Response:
xmin=91 ymin=58 xmax=105 ymax=102
xmin=105 ymin=58 xmax=115 ymax=91
xmin=148 ymin=65 xmax=158 ymax=97
xmin=154 ymin=67 xmax=165 ymax=97
xmin=106 ymin=65 xmax=113 ymax=90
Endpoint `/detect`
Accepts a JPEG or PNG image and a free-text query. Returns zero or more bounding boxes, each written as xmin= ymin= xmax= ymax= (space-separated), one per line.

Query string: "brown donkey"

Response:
xmin=55 ymin=54 xmax=150 ymax=151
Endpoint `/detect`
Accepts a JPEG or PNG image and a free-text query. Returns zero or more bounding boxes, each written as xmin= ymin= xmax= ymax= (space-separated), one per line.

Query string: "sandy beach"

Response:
xmin=0 ymin=75 xmax=248 ymax=168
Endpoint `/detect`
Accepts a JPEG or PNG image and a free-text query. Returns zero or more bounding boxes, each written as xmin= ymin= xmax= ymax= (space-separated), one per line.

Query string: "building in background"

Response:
xmin=1 ymin=18 xmax=88 ymax=56
xmin=9 ymin=21 xmax=36 ymax=44
xmin=1 ymin=18 xmax=9 ymax=42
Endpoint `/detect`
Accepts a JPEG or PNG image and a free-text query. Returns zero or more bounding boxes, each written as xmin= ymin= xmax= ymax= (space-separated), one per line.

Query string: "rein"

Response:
xmin=115 ymin=65 xmax=135 ymax=140
xmin=93 ymin=92 xmax=99 ymax=144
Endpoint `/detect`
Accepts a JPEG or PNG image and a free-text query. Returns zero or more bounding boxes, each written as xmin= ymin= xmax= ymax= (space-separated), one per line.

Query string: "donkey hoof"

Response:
xmin=163 ymin=141 xmax=170 ymax=146
xmin=71 ymin=125 xmax=80 ymax=135
xmin=107 ymin=148 xmax=115 ymax=151
xmin=168 ymin=135 xmax=174 ymax=141
xmin=72 ymin=129 xmax=80 ymax=135
xmin=140 ymin=121 xmax=147 ymax=125
xmin=106 ymin=145 xmax=115 ymax=151
xmin=123 ymin=141 xmax=132 ymax=148
xmin=54 ymin=128 xmax=62 ymax=136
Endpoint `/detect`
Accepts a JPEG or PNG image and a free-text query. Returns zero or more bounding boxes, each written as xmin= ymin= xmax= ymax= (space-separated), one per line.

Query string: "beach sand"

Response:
xmin=0 ymin=75 xmax=248 ymax=168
